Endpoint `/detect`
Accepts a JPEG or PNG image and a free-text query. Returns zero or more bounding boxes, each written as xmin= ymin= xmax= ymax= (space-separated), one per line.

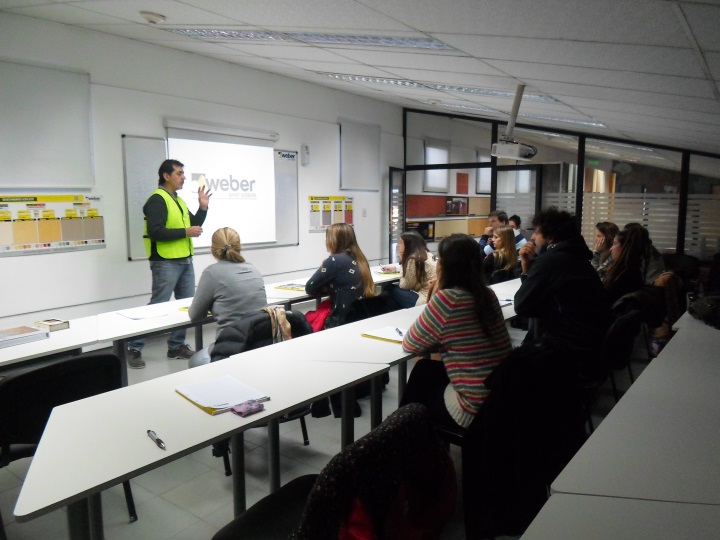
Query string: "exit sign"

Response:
xmin=587 ymin=159 xmax=600 ymax=166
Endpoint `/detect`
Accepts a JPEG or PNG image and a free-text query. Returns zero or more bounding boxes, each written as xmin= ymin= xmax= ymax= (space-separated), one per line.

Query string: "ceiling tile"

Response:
xmin=361 ymin=0 xmax=687 ymax=46
xmin=436 ymin=34 xmax=705 ymax=78
xmin=680 ymin=3 xmax=720 ymax=50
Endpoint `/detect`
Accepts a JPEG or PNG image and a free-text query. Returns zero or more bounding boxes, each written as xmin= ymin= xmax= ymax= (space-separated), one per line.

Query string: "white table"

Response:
xmin=289 ymin=278 xmax=522 ymax=426
xmin=264 ymin=265 xmax=401 ymax=309
xmin=0 ymin=315 xmax=98 ymax=370
xmin=552 ymin=324 xmax=720 ymax=505
xmin=96 ymin=298 xmax=214 ymax=383
xmin=521 ymin=494 xmax=720 ymax=539
xmin=14 ymin=354 xmax=387 ymax=539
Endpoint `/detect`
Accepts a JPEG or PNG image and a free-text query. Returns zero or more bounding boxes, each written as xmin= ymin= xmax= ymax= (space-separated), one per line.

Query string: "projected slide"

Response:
xmin=168 ymin=137 xmax=276 ymax=246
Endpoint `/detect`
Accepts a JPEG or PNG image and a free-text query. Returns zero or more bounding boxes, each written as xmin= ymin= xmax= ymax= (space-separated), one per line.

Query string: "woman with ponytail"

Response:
xmin=400 ymin=234 xmax=512 ymax=429
xmin=189 ymin=227 xmax=267 ymax=331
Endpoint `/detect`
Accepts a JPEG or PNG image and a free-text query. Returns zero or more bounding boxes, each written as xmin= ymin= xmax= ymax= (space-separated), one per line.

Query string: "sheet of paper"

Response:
xmin=116 ymin=305 xmax=170 ymax=320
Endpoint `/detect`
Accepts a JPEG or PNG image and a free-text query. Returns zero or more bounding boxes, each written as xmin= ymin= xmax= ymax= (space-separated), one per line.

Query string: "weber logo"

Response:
xmin=192 ymin=173 xmax=257 ymax=199
xmin=277 ymin=151 xmax=296 ymax=161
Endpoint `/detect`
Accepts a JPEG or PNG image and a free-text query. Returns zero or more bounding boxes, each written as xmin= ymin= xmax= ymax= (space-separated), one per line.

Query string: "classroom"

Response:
xmin=1 ymin=1 xmax=720 ymax=539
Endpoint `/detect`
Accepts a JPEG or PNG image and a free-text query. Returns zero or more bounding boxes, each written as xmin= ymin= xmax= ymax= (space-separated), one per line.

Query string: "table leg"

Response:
xmin=230 ymin=432 xmax=246 ymax=517
xmin=268 ymin=419 xmax=280 ymax=493
xmin=113 ymin=339 xmax=128 ymax=387
xmin=67 ymin=499 xmax=91 ymax=540
xmin=194 ymin=324 xmax=203 ymax=351
xmin=397 ymin=362 xmax=407 ymax=407
xmin=88 ymin=493 xmax=104 ymax=540
xmin=340 ymin=388 xmax=354 ymax=448
xmin=370 ymin=375 xmax=382 ymax=429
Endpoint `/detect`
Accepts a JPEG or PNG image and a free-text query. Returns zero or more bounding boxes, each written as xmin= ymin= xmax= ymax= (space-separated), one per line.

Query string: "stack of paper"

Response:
xmin=176 ymin=374 xmax=268 ymax=415
xmin=361 ymin=326 xmax=407 ymax=344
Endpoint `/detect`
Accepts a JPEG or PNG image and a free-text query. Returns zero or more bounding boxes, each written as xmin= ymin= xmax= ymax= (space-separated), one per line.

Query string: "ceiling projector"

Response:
xmin=491 ymin=140 xmax=537 ymax=161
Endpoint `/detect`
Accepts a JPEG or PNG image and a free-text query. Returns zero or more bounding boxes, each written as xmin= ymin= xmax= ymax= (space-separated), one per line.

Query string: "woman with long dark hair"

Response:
xmin=592 ymin=221 xmax=619 ymax=276
xmin=305 ymin=223 xmax=375 ymax=328
xmin=400 ymin=234 xmax=512 ymax=429
xmin=383 ymin=230 xmax=437 ymax=308
xmin=602 ymin=227 xmax=645 ymax=306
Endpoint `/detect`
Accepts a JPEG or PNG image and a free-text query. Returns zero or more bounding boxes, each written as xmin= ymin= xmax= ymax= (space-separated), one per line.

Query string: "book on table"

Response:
xmin=35 ymin=318 xmax=70 ymax=332
xmin=361 ymin=326 xmax=407 ymax=344
xmin=0 ymin=326 xmax=50 ymax=348
xmin=175 ymin=374 xmax=268 ymax=416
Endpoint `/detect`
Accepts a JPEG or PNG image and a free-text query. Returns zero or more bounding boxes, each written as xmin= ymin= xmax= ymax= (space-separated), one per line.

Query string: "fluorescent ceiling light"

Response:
xmin=168 ymin=29 xmax=452 ymax=49
xmin=438 ymin=103 xmax=500 ymax=114
xmin=323 ymin=74 xmax=556 ymax=102
xmin=518 ymin=113 xmax=605 ymax=128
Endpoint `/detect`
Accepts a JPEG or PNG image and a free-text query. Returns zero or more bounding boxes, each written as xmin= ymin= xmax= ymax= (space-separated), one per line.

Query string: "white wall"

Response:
xmin=0 ymin=13 xmax=403 ymax=326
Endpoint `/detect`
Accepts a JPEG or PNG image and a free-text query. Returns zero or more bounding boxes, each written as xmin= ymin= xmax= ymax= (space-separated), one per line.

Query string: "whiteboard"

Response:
xmin=0 ymin=60 xmax=94 ymax=188
xmin=122 ymin=135 xmax=298 ymax=261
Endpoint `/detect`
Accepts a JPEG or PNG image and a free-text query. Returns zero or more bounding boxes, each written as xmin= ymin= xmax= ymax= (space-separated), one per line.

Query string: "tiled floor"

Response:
xmin=0 ymin=322 xmax=647 ymax=539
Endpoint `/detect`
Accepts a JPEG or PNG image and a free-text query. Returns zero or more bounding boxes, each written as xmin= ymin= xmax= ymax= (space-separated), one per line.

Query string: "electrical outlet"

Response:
xmin=362 ymin=208 xmax=367 ymax=217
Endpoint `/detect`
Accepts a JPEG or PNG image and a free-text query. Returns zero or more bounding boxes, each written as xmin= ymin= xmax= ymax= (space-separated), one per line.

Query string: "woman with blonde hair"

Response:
xmin=189 ymin=227 xmax=267 ymax=330
xmin=482 ymin=225 xmax=518 ymax=283
xmin=306 ymin=223 xmax=375 ymax=328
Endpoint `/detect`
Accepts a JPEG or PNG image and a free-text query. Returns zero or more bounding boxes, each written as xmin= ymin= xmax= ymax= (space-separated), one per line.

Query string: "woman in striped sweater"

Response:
xmin=401 ymin=233 xmax=513 ymax=429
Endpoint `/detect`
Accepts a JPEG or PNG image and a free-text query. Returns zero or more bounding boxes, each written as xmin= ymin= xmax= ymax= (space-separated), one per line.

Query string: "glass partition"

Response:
xmin=583 ymin=140 xmax=681 ymax=254
xmin=685 ymin=155 xmax=720 ymax=260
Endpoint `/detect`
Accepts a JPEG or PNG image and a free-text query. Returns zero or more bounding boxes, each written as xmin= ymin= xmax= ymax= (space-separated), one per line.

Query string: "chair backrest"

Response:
xmin=343 ymin=293 xmax=400 ymax=324
xmin=290 ymin=403 xmax=455 ymax=540
xmin=490 ymin=268 xmax=516 ymax=285
xmin=211 ymin=310 xmax=312 ymax=361
xmin=602 ymin=309 xmax=643 ymax=370
xmin=0 ymin=353 xmax=121 ymax=461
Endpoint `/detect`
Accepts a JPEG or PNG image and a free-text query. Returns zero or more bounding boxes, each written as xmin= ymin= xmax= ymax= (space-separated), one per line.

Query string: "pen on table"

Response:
xmin=395 ymin=328 xmax=403 ymax=337
xmin=147 ymin=429 xmax=166 ymax=450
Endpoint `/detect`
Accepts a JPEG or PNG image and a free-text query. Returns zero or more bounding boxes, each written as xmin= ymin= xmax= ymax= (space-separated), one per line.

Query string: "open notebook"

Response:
xmin=176 ymin=374 xmax=268 ymax=416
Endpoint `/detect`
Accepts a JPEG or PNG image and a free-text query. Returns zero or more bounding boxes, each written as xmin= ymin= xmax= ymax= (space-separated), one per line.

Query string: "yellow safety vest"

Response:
xmin=143 ymin=188 xmax=193 ymax=259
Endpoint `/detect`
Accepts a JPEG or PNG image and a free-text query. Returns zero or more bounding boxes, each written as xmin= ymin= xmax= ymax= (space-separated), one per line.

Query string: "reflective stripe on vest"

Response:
xmin=143 ymin=188 xmax=193 ymax=259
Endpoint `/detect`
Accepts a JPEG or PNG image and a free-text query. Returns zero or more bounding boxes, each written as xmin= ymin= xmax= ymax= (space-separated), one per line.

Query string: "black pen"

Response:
xmin=147 ymin=429 xmax=166 ymax=450
xmin=395 ymin=328 xmax=403 ymax=337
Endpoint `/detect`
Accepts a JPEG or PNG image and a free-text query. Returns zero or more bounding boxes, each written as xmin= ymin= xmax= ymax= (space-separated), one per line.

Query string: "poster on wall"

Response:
xmin=308 ymin=196 xmax=353 ymax=233
xmin=0 ymin=194 xmax=105 ymax=257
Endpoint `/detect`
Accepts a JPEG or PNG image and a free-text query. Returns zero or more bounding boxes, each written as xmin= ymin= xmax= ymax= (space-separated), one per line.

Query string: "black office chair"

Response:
xmin=204 ymin=309 xmax=317 ymax=476
xmin=601 ymin=309 xmax=643 ymax=403
xmin=211 ymin=403 xmax=456 ymax=540
xmin=0 ymin=353 xmax=137 ymax=539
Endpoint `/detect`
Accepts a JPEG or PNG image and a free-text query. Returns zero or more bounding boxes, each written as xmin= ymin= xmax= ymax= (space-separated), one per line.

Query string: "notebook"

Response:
xmin=176 ymin=374 xmax=268 ymax=416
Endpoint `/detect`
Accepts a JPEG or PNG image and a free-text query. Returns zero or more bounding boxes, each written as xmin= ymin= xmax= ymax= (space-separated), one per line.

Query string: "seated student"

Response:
xmin=602 ymin=227 xmax=645 ymax=306
xmin=624 ymin=222 xmax=665 ymax=284
xmin=400 ymin=233 xmax=513 ymax=430
xmin=592 ymin=221 xmax=619 ymax=274
xmin=382 ymin=231 xmax=437 ymax=308
xmin=482 ymin=225 xmax=518 ymax=284
xmin=189 ymin=227 xmax=267 ymax=329
xmin=509 ymin=214 xmax=528 ymax=250
xmin=188 ymin=227 xmax=268 ymax=364
xmin=305 ymin=223 xmax=375 ymax=329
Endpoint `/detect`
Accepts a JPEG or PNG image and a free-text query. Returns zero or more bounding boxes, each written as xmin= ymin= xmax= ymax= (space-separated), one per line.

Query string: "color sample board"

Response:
xmin=308 ymin=195 xmax=353 ymax=233
xmin=0 ymin=194 xmax=105 ymax=257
